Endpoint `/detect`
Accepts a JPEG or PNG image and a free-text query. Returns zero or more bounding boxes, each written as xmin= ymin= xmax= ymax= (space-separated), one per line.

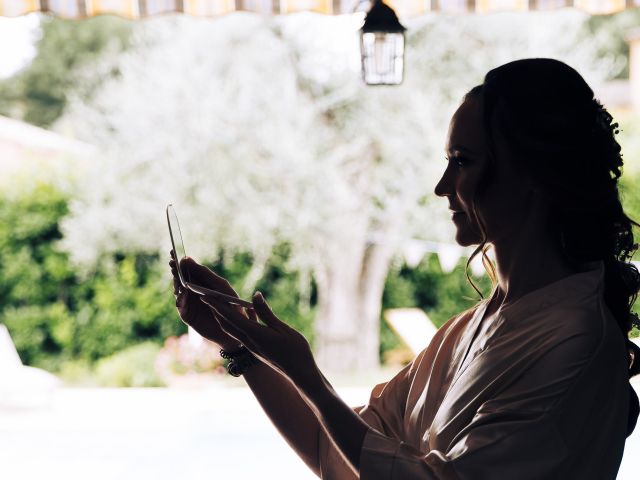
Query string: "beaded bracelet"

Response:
xmin=220 ymin=345 xmax=258 ymax=377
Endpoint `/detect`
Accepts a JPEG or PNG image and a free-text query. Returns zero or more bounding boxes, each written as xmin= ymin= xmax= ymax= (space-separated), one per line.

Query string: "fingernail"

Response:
xmin=253 ymin=291 xmax=264 ymax=303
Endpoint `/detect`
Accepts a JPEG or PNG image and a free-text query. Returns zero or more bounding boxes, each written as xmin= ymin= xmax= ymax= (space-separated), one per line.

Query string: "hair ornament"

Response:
xmin=592 ymin=99 xmax=619 ymax=135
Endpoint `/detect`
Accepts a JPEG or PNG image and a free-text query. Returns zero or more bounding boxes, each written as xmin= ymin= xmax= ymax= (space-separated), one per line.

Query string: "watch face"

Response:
xmin=166 ymin=204 xmax=189 ymax=287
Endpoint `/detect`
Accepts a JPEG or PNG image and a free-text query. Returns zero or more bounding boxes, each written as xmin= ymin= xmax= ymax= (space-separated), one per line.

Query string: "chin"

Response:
xmin=454 ymin=228 xmax=483 ymax=247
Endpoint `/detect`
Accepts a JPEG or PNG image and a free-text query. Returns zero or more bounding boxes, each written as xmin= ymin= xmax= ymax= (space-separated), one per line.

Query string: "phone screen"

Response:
xmin=166 ymin=204 xmax=189 ymax=287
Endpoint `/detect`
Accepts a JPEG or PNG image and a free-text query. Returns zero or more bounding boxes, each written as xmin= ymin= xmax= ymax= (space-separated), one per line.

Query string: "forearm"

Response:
xmin=298 ymin=367 xmax=371 ymax=477
xmin=242 ymin=360 xmax=323 ymax=476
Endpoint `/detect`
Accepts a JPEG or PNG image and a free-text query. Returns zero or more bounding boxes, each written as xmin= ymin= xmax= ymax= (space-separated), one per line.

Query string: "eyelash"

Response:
xmin=446 ymin=156 xmax=468 ymax=167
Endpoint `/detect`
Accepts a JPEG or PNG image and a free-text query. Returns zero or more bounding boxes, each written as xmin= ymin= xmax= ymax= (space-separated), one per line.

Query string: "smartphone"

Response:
xmin=166 ymin=204 xmax=253 ymax=309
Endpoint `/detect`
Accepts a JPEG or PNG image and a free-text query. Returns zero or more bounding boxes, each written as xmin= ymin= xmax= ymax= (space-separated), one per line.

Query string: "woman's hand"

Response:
xmin=169 ymin=250 xmax=243 ymax=351
xmin=201 ymin=290 xmax=319 ymax=388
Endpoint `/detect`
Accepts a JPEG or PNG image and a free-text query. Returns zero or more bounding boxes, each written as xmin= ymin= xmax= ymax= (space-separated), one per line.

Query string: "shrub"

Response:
xmin=155 ymin=334 xmax=226 ymax=379
xmin=94 ymin=342 xmax=165 ymax=387
xmin=0 ymin=184 xmax=185 ymax=368
xmin=381 ymin=253 xmax=493 ymax=359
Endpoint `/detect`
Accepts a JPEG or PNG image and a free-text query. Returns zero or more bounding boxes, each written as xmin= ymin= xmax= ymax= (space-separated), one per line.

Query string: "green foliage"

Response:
xmin=0 ymin=184 xmax=75 ymax=368
xmin=380 ymin=253 xmax=493 ymax=357
xmin=74 ymin=255 xmax=185 ymax=362
xmin=94 ymin=342 xmax=165 ymax=387
xmin=57 ymin=359 xmax=96 ymax=386
xmin=621 ymin=173 xmax=640 ymax=226
xmin=619 ymin=117 xmax=640 ymax=260
xmin=385 ymin=254 xmax=491 ymax=326
xmin=620 ymin=171 xmax=640 ymax=325
xmin=0 ymin=15 xmax=133 ymax=126
xmin=0 ymin=184 xmax=184 ymax=370
xmin=2 ymin=303 xmax=72 ymax=370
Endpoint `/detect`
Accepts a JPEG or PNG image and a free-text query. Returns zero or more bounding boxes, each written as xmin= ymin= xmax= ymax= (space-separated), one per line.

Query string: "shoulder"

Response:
xmin=441 ymin=303 xmax=484 ymax=333
xmin=408 ymin=304 xmax=484 ymax=369
xmin=422 ymin=303 xmax=485 ymax=353
xmin=531 ymin=303 xmax=609 ymax=363
xmin=546 ymin=304 xmax=603 ymax=335
xmin=427 ymin=304 xmax=483 ymax=345
xmin=495 ymin=302 xmax=607 ymax=368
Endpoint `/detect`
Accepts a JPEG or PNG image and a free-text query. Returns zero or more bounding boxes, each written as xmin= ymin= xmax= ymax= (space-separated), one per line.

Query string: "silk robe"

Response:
xmin=319 ymin=262 xmax=631 ymax=479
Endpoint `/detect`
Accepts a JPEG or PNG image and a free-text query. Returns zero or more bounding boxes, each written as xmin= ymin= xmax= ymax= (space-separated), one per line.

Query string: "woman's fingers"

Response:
xmin=202 ymin=297 xmax=263 ymax=336
xmin=169 ymin=250 xmax=239 ymax=299
xmin=252 ymin=292 xmax=286 ymax=331
xmin=169 ymin=259 xmax=181 ymax=296
xmin=179 ymin=258 xmax=238 ymax=297
xmin=170 ymin=265 xmax=179 ymax=286
xmin=208 ymin=302 xmax=252 ymax=344
xmin=169 ymin=252 xmax=258 ymax=332
xmin=203 ymin=291 xmax=281 ymax=334
xmin=202 ymin=296 xmax=241 ymax=322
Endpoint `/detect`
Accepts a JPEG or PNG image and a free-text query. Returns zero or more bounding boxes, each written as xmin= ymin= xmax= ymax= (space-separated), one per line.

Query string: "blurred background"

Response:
xmin=0 ymin=2 xmax=639 ymax=478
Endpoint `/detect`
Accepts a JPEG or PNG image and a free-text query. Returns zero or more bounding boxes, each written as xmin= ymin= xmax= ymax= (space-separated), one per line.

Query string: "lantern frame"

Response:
xmin=359 ymin=0 xmax=407 ymax=86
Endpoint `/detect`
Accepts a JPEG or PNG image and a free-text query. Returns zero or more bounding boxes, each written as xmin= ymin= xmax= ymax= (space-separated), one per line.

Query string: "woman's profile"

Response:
xmin=169 ymin=58 xmax=640 ymax=479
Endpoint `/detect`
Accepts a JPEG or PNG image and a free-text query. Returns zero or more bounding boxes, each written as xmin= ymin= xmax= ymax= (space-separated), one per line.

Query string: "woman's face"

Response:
xmin=434 ymin=96 xmax=538 ymax=247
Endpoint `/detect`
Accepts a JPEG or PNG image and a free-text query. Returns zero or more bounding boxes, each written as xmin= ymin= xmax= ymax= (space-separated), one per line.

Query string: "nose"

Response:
xmin=434 ymin=164 xmax=454 ymax=198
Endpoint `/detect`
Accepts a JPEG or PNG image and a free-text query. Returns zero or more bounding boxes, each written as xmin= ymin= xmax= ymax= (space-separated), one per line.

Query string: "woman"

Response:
xmin=169 ymin=58 xmax=640 ymax=479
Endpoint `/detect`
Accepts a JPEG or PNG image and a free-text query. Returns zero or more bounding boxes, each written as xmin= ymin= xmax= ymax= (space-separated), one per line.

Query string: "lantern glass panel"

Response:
xmin=360 ymin=31 xmax=404 ymax=85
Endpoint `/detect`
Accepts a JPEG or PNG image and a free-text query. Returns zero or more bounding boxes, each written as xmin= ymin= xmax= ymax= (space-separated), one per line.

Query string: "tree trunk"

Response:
xmin=314 ymin=242 xmax=365 ymax=373
xmin=355 ymin=240 xmax=395 ymax=371
xmin=313 ymin=238 xmax=395 ymax=373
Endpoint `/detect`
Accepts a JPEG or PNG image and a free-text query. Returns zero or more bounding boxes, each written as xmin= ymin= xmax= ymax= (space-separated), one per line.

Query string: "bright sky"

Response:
xmin=0 ymin=14 xmax=39 ymax=79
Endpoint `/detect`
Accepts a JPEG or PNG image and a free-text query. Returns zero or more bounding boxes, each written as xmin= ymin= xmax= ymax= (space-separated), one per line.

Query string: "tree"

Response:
xmin=58 ymin=11 xmax=609 ymax=372
xmin=0 ymin=15 xmax=132 ymax=127
xmin=577 ymin=9 xmax=640 ymax=80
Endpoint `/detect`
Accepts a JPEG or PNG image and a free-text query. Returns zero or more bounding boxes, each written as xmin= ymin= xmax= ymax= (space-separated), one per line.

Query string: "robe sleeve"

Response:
xmin=318 ymin=360 xmax=416 ymax=479
xmin=359 ymin=311 xmax=604 ymax=480
xmin=360 ymin=407 xmax=566 ymax=480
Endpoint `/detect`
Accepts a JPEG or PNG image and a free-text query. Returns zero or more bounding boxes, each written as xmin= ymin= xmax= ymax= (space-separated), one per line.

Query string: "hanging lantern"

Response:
xmin=359 ymin=0 xmax=407 ymax=86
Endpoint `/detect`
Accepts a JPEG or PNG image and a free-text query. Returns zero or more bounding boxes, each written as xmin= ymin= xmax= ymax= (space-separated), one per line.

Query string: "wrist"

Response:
xmin=218 ymin=340 xmax=242 ymax=351
xmin=296 ymin=365 xmax=329 ymax=404
xmin=219 ymin=344 xmax=258 ymax=377
xmin=303 ymin=378 xmax=335 ymax=418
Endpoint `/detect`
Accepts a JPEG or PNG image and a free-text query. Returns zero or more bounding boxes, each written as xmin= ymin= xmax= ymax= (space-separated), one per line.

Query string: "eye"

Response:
xmin=446 ymin=155 xmax=468 ymax=167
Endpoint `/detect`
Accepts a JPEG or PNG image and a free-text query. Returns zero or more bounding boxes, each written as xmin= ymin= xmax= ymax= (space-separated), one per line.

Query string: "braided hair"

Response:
xmin=463 ymin=58 xmax=640 ymax=436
